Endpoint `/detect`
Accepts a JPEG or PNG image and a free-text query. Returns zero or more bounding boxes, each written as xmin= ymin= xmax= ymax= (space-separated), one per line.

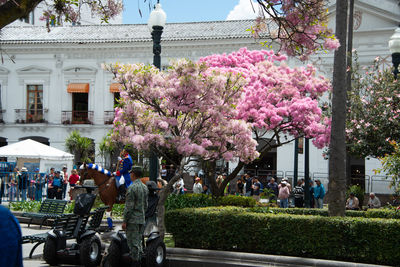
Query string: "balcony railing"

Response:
xmin=104 ymin=111 xmax=115 ymax=125
xmin=15 ymin=109 xmax=48 ymax=124
xmin=62 ymin=111 xmax=94 ymax=125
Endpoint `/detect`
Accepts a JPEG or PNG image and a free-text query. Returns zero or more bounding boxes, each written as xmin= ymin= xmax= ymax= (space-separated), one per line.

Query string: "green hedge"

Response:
xmin=248 ymin=207 xmax=400 ymax=219
xmin=165 ymin=194 xmax=256 ymax=211
xmin=165 ymin=207 xmax=400 ymax=265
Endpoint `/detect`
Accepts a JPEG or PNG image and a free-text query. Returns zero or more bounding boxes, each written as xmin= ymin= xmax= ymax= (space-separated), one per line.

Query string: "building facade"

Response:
xmin=0 ymin=0 xmax=399 ymax=194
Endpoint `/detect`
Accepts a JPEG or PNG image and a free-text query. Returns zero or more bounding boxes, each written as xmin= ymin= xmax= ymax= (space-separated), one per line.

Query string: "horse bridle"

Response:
xmin=79 ymin=164 xmax=116 ymax=194
xmin=96 ymin=174 xmax=115 ymax=194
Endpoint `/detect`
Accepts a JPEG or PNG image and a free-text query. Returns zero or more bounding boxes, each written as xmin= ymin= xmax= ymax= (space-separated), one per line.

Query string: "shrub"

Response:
xmin=64 ymin=201 xmax=75 ymax=213
xmin=165 ymin=207 xmax=400 ymax=266
xmin=9 ymin=201 xmax=41 ymax=212
xmin=249 ymin=207 xmax=400 ymax=219
xmin=112 ymin=204 xmax=124 ymax=218
xmin=216 ymin=195 xmax=256 ymax=207
xmin=165 ymin=194 xmax=216 ymax=211
xmin=165 ymin=194 xmax=255 ymax=211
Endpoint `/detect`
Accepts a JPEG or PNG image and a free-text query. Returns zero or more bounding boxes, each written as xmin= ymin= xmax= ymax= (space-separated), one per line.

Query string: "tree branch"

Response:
xmin=0 ymin=0 xmax=43 ymax=29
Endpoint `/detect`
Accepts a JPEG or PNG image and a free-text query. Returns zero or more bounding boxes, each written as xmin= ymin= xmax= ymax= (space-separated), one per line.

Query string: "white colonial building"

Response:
xmin=0 ymin=0 xmax=399 ymax=194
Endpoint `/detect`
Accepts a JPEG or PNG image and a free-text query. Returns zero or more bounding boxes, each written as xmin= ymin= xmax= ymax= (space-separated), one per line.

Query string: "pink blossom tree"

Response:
xmin=200 ymin=48 xmax=331 ymax=192
xmin=347 ymin=56 xmax=400 ymax=158
xmin=104 ymin=59 xmax=259 ymax=236
xmin=253 ymin=0 xmax=339 ymax=60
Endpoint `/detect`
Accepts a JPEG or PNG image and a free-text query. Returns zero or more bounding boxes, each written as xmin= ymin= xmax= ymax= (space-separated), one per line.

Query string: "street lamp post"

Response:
xmin=304 ymin=138 xmax=310 ymax=208
xmin=389 ymin=27 xmax=400 ymax=79
xmin=148 ymin=2 xmax=166 ymax=182
xmin=293 ymin=138 xmax=299 ymax=187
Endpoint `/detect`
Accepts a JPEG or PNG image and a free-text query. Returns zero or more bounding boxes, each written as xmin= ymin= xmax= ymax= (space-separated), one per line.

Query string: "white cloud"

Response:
xmin=226 ymin=0 xmax=258 ymax=21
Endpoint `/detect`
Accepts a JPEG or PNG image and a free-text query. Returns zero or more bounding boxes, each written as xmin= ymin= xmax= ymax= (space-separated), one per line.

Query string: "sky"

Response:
xmin=123 ymin=0 xmax=259 ymax=24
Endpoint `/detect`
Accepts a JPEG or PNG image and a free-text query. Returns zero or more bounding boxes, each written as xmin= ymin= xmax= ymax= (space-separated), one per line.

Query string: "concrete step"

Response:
xmin=166 ymin=248 xmax=390 ymax=267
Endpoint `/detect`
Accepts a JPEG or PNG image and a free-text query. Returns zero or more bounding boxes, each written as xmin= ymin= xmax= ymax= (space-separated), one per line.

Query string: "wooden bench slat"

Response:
xmin=21 ymin=199 xmax=68 ymax=228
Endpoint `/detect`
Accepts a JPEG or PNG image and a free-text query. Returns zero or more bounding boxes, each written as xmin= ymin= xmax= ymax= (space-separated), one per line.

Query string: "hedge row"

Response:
xmin=165 ymin=194 xmax=400 ymax=219
xmin=165 ymin=193 xmax=256 ymax=211
xmin=165 ymin=207 xmax=400 ymax=266
xmin=249 ymin=206 xmax=400 ymax=219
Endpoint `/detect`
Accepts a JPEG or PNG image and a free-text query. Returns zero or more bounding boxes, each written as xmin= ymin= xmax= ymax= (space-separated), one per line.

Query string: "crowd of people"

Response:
xmin=172 ymin=172 xmax=386 ymax=210
xmin=0 ymin=165 xmax=82 ymax=202
xmin=0 ymin=160 xmax=387 ymax=212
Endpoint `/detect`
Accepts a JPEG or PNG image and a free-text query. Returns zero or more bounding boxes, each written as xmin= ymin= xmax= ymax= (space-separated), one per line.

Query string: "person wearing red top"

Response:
xmin=68 ymin=169 xmax=80 ymax=187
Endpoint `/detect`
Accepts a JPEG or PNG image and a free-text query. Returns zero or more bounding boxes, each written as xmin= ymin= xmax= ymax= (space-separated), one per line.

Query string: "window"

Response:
xmin=26 ymin=85 xmax=43 ymax=123
xmin=114 ymin=92 xmax=120 ymax=107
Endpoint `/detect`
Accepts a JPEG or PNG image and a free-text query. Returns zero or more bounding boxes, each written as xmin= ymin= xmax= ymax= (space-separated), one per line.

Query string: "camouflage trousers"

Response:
xmin=126 ymin=223 xmax=145 ymax=261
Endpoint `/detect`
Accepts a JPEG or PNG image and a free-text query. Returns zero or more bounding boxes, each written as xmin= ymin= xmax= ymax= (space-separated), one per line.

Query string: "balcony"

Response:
xmin=15 ymin=109 xmax=48 ymax=124
xmin=104 ymin=111 xmax=115 ymax=125
xmin=62 ymin=111 xmax=94 ymax=125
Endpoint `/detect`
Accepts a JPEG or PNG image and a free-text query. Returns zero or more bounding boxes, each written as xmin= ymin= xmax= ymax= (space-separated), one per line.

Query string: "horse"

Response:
xmin=78 ymin=163 xmax=149 ymax=228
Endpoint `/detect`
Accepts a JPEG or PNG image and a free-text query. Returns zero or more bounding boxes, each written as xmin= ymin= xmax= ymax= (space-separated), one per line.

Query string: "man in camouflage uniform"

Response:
xmin=122 ymin=166 xmax=148 ymax=266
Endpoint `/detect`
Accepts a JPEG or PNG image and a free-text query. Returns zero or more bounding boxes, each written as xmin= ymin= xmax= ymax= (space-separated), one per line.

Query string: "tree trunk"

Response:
xmin=328 ymin=0 xmax=349 ymax=217
xmin=345 ymin=0 xmax=355 ymax=187
xmin=156 ymin=161 xmax=184 ymax=239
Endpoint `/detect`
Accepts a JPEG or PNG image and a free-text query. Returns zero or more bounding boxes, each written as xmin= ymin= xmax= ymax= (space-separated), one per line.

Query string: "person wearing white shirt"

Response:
xmin=193 ymin=177 xmax=202 ymax=194
xmin=368 ymin=192 xmax=381 ymax=209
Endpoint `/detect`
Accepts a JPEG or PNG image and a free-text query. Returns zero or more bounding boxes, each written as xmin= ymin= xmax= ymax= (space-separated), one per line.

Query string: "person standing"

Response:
xmin=68 ymin=169 xmax=80 ymax=199
xmin=244 ymin=174 xmax=253 ymax=197
xmin=46 ymin=168 xmax=55 ymax=198
xmin=52 ymin=171 xmax=63 ymax=199
xmin=236 ymin=178 xmax=244 ymax=195
xmin=122 ymin=166 xmax=148 ymax=267
xmin=61 ymin=166 xmax=68 ymax=199
xmin=266 ymin=178 xmax=279 ymax=201
xmin=9 ymin=176 xmax=17 ymax=202
xmin=33 ymin=168 xmax=43 ymax=201
xmin=160 ymin=165 xmax=167 ymax=181
xmin=293 ymin=180 xmax=305 ymax=208
xmin=313 ymin=179 xmax=325 ymax=209
xmin=19 ymin=167 xmax=28 ymax=201
xmin=192 ymin=177 xmax=203 ymax=194
xmin=252 ymin=177 xmax=261 ymax=202
xmin=115 ymin=149 xmax=133 ymax=202
xmin=68 ymin=169 xmax=80 ymax=188
xmin=173 ymin=177 xmax=184 ymax=194
xmin=309 ymin=180 xmax=315 ymax=208
xmin=278 ymin=181 xmax=290 ymax=208
xmin=202 ymin=184 xmax=211 ymax=195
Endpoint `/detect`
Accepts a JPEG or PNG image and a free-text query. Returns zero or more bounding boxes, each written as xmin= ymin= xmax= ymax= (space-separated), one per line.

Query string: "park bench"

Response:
xmin=22 ymin=199 xmax=68 ymax=228
xmin=22 ymin=206 xmax=108 ymax=258
xmin=87 ymin=206 xmax=109 ymax=231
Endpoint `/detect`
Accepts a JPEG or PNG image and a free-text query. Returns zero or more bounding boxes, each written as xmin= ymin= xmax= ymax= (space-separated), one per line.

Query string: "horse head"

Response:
xmin=79 ymin=163 xmax=89 ymax=184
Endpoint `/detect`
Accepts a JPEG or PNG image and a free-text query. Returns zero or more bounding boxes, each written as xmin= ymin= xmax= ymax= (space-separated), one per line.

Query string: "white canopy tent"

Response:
xmin=0 ymin=139 xmax=74 ymax=172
